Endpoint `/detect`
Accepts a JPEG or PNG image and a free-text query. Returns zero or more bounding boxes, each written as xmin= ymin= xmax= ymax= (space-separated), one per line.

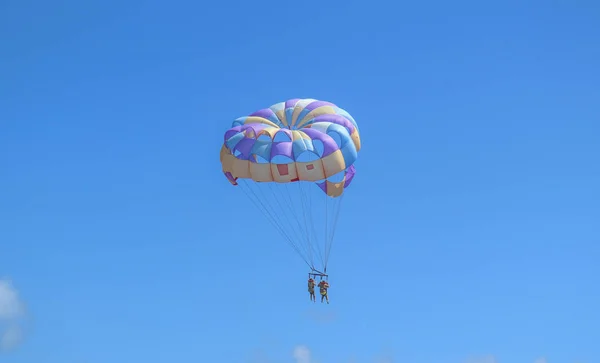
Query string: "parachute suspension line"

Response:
xmin=251 ymin=182 xmax=304 ymax=259
xmin=243 ymin=181 xmax=289 ymax=243
xmin=238 ymin=181 xmax=305 ymax=264
xmin=324 ymin=193 xmax=344 ymax=267
xmin=239 ymin=180 xmax=311 ymax=269
xmin=300 ymin=182 xmax=319 ymax=267
xmin=324 ymin=193 xmax=333 ymax=269
xmin=305 ymin=182 xmax=324 ymax=269
xmin=283 ymin=183 xmax=316 ymax=266
xmin=240 ymin=183 xmax=298 ymax=257
xmin=253 ymin=181 xmax=315 ymax=269
xmin=324 ymin=189 xmax=329 ymax=270
xmin=267 ymin=183 xmax=315 ymax=267
xmin=296 ymin=182 xmax=316 ymax=269
xmin=298 ymin=181 xmax=325 ymax=270
xmin=329 ymin=195 xmax=344 ymax=264
xmin=238 ymin=180 xmax=312 ymax=269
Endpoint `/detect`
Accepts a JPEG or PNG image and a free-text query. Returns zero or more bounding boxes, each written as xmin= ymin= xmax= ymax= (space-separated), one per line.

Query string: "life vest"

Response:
xmin=319 ymin=282 xmax=329 ymax=295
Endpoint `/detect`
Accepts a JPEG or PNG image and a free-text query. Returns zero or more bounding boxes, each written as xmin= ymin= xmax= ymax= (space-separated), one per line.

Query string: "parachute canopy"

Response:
xmin=220 ymin=99 xmax=361 ymax=271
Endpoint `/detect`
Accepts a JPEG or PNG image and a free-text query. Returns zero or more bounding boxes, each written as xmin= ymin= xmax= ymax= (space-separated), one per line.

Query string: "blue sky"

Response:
xmin=1 ymin=0 xmax=599 ymax=362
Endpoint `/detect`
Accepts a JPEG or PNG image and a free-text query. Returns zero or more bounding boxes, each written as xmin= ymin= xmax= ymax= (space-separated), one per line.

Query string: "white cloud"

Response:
xmin=274 ymin=345 xmax=547 ymax=363
xmin=0 ymin=279 xmax=25 ymax=320
xmin=0 ymin=325 xmax=23 ymax=351
xmin=465 ymin=356 xmax=548 ymax=363
xmin=293 ymin=345 xmax=313 ymax=363
xmin=305 ymin=309 xmax=336 ymax=324
xmin=291 ymin=345 xmax=393 ymax=363
xmin=465 ymin=355 xmax=497 ymax=363
xmin=0 ymin=278 xmax=27 ymax=352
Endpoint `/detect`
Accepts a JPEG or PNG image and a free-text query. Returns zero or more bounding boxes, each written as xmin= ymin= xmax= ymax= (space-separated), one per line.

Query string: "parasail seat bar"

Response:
xmin=308 ymin=268 xmax=328 ymax=280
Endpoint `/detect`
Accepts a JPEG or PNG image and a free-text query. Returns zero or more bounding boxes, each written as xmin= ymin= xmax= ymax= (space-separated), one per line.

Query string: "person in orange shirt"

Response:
xmin=318 ymin=280 xmax=330 ymax=304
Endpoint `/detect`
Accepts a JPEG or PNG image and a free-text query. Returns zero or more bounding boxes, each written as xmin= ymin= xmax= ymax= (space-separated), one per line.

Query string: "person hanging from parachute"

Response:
xmin=318 ymin=279 xmax=330 ymax=304
xmin=219 ymin=98 xmax=361 ymax=303
xmin=308 ymin=277 xmax=316 ymax=302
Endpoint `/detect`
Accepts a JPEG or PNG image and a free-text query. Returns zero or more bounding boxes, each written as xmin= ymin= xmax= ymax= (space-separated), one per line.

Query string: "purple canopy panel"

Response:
xmin=317 ymin=180 xmax=327 ymax=194
xmin=299 ymin=128 xmax=339 ymax=157
xmin=224 ymin=126 xmax=242 ymax=142
xmin=344 ymin=165 xmax=356 ymax=188
xmin=250 ymin=108 xmax=275 ymax=118
xmin=270 ymin=141 xmax=294 ymax=160
xmin=312 ymin=114 xmax=356 ymax=133
xmin=285 ymin=99 xmax=302 ymax=108
xmin=305 ymin=100 xmax=336 ymax=111
xmin=233 ymin=138 xmax=256 ymax=160
xmin=224 ymin=171 xmax=238 ymax=185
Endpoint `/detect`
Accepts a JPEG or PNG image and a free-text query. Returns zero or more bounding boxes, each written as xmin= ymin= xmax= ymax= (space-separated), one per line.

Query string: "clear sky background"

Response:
xmin=1 ymin=0 xmax=599 ymax=362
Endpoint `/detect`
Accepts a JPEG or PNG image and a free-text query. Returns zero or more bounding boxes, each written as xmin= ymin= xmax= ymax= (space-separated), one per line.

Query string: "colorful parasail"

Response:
xmin=219 ymin=98 xmax=362 ymax=277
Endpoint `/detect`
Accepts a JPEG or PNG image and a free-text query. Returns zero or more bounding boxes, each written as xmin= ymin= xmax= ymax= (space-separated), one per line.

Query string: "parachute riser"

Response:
xmin=308 ymin=268 xmax=328 ymax=281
